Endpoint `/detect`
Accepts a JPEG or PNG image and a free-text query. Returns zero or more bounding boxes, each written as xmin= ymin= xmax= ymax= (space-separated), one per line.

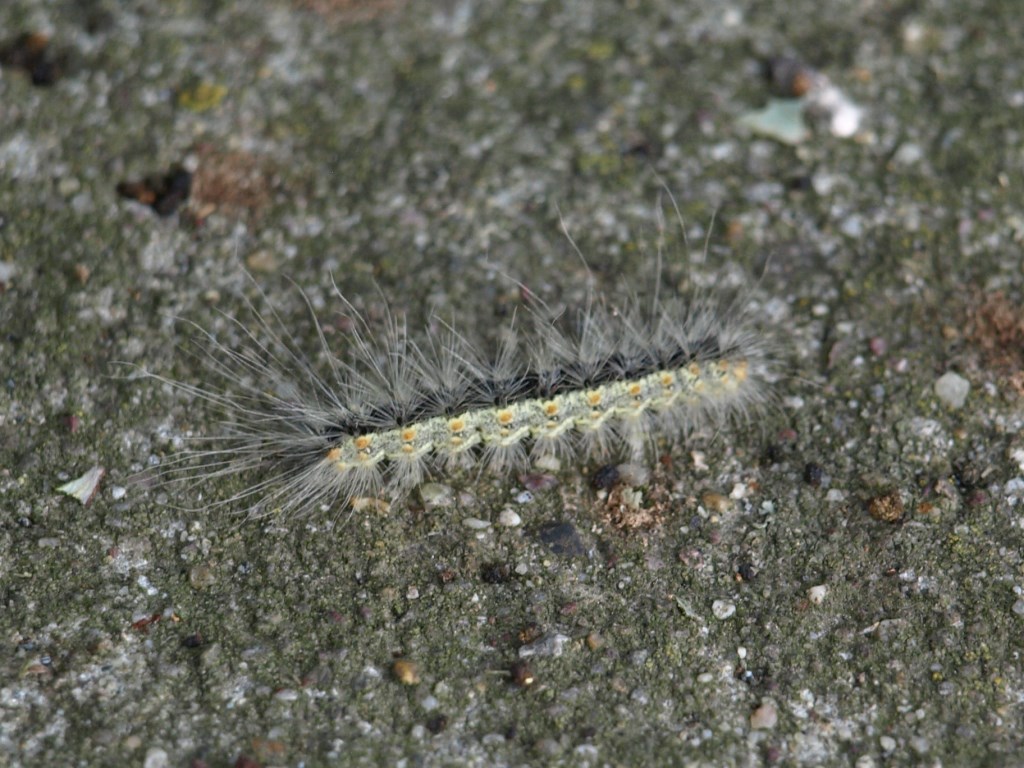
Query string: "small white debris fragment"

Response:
xmin=738 ymin=98 xmax=809 ymax=145
xmin=420 ymin=483 xmax=454 ymax=507
xmin=934 ymin=371 xmax=970 ymax=409
xmin=462 ymin=517 xmax=491 ymax=530
xmin=712 ymin=600 xmax=736 ymax=620
xmin=143 ymin=747 xmax=170 ymax=768
xmin=0 ymin=260 xmax=17 ymax=287
xmin=57 ymin=466 xmax=106 ymax=506
xmin=808 ymin=585 xmax=829 ymax=605
xmin=806 ymin=81 xmax=865 ymax=137
xmin=519 ymin=632 xmax=571 ymax=658
xmin=498 ymin=508 xmax=522 ymax=527
xmin=1011 ymin=447 xmax=1024 ymax=472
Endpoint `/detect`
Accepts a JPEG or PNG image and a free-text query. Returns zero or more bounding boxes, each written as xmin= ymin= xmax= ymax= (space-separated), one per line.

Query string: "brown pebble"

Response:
xmin=763 ymin=56 xmax=815 ymax=97
xmin=750 ymin=699 xmax=778 ymax=729
xmin=701 ymin=491 xmax=732 ymax=513
xmin=868 ymin=490 xmax=904 ymax=523
xmin=392 ymin=658 xmax=420 ymax=685
xmin=508 ymin=660 xmax=535 ymax=687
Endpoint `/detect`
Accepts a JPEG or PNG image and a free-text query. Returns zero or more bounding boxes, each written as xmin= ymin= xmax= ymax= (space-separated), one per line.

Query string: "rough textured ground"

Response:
xmin=1 ymin=1 xmax=1023 ymax=766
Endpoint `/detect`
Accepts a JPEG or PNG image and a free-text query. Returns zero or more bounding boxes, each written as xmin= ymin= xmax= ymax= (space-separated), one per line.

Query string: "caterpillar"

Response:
xmin=153 ymin=244 xmax=773 ymax=519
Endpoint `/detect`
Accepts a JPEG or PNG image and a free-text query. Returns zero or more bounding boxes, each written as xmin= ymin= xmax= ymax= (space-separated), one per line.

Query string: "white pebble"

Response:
xmin=519 ymin=632 xmax=571 ymax=658
xmin=712 ymin=600 xmax=736 ymax=620
xmin=934 ymin=371 xmax=969 ymax=409
xmin=808 ymin=585 xmax=828 ymax=605
xmin=420 ymin=694 xmax=439 ymax=711
xmin=462 ymin=517 xmax=491 ymax=530
xmin=498 ymin=509 xmax=522 ymax=527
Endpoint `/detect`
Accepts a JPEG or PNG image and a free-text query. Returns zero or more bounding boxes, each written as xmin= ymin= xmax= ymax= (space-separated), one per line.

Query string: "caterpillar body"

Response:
xmin=158 ymin=262 xmax=772 ymax=518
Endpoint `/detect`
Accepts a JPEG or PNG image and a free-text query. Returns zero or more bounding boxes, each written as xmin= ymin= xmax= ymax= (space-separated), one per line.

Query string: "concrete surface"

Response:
xmin=1 ymin=0 xmax=1023 ymax=766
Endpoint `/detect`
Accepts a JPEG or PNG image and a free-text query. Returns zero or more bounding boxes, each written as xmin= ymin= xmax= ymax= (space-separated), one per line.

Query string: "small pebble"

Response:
xmin=807 ymin=585 xmax=828 ymax=605
xmin=534 ymin=454 xmax=561 ymax=472
xmin=701 ymin=491 xmax=732 ymax=513
xmin=536 ymin=522 xmax=587 ymax=557
xmin=498 ymin=509 xmax=522 ymax=527
xmin=750 ymin=700 xmax=778 ymax=730
xmin=934 ymin=371 xmax=969 ymax=409
xmin=616 ymin=462 xmax=650 ymax=486
xmin=508 ymin=660 xmax=535 ymax=687
xmin=519 ymin=473 xmax=558 ymax=492
xmin=462 ymin=517 xmax=491 ymax=530
xmin=590 ymin=463 xmax=621 ymax=491
xmin=188 ymin=563 xmax=217 ymax=590
xmin=803 ymin=462 xmax=824 ymax=487
xmin=392 ymin=659 xmax=420 ymax=685
xmin=868 ymin=490 xmax=904 ymax=523
xmin=712 ymin=600 xmax=736 ymax=620
xmin=518 ymin=632 xmax=571 ymax=658
xmin=420 ymin=483 xmax=455 ymax=507
xmin=245 ymin=250 xmax=279 ymax=273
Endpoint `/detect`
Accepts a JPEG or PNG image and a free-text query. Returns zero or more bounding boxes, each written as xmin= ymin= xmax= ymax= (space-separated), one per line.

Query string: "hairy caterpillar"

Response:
xmin=153 ymin=240 xmax=773 ymax=518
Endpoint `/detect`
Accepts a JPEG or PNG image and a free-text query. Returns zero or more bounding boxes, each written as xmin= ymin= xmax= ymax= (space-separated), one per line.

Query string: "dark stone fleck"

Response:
xmin=590 ymin=464 xmax=620 ymax=490
xmin=803 ymin=462 xmax=823 ymax=487
xmin=535 ymin=522 xmax=587 ymax=558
